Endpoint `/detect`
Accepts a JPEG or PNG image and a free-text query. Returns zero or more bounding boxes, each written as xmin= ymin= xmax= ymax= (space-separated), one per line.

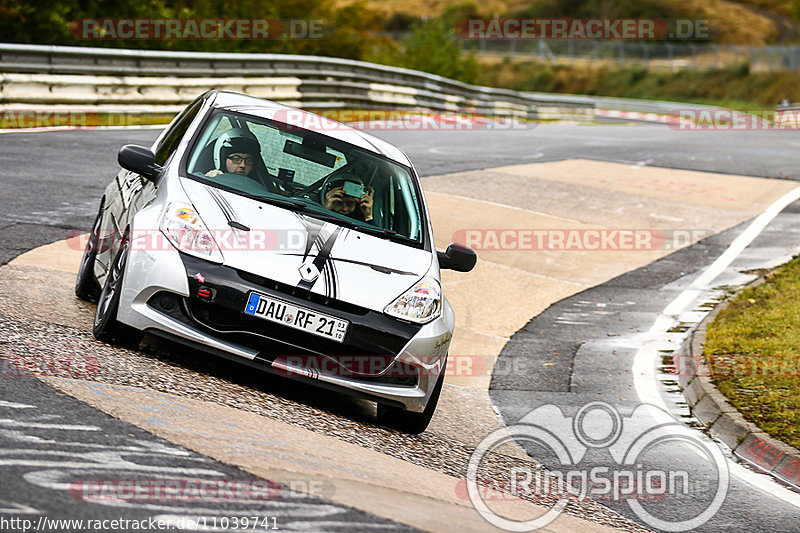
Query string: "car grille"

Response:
xmin=236 ymin=269 xmax=370 ymax=316
xmin=147 ymin=291 xmax=418 ymax=386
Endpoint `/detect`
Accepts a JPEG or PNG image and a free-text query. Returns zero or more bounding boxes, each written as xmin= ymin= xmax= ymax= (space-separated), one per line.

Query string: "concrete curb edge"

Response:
xmin=678 ymin=275 xmax=800 ymax=489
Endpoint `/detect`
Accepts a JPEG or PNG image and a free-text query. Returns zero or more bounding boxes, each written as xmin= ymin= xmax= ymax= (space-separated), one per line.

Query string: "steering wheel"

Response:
xmin=288 ymin=175 xmax=325 ymax=204
xmin=208 ymin=172 xmax=274 ymax=194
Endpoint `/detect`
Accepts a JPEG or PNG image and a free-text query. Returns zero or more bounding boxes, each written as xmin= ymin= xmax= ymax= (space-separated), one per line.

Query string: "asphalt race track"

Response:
xmin=2 ymin=122 xmax=800 ymax=532
xmin=2 ymin=124 xmax=799 ymax=264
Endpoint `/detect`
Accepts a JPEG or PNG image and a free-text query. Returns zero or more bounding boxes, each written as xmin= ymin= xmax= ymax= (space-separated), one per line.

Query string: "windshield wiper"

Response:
xmin=293 ymin=204 xmax=361 ymax=228
xmin=251 ymin=195 xmax=309 ymax=210
xmin=354 ymin=224 xmax=416 ymax=243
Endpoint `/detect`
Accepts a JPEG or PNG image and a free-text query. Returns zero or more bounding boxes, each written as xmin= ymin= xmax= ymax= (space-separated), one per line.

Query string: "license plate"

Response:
xmin=243 ymin=292 xmax=349 ymax=343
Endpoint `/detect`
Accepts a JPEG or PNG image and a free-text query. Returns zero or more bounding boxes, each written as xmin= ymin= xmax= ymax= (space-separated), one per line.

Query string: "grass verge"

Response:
xmin=704 ymin=255 xmax=800 ymax=449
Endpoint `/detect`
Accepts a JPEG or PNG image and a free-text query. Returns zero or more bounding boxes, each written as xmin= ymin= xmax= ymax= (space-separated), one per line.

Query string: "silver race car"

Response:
xmin=75 ymin=90 xmax=476 ymax=433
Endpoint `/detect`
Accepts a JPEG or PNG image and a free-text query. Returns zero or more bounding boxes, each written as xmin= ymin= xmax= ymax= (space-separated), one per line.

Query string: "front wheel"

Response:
xmin=93 ymin=232 xmax=140 ymax=346
xmin=377 ymin=366 xmax=445 ymax=434
xmin=75 ymin=199 xmax=104 ymax=302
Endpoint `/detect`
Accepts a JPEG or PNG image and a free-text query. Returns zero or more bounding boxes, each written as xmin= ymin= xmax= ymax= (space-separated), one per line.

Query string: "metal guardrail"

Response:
xmin=0 ymin=42 xmax=721 ymax=124
xmin=574 ymin=95 xmax=717 ymax=114
xmin=0 ymin=43 xmax=597 ymax=120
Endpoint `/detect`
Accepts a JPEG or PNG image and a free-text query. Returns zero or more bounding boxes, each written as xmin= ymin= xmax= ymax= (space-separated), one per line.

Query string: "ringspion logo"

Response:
xmin=466 ymin=402 xmax=728 ymax=531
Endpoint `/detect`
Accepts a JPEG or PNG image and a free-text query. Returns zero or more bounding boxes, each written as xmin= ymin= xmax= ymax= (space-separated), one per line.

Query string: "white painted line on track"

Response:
xmin=728 ymin=461 xmax=800 ymax=507
xmin=0 ymin=419 xmax=100 ymax=431
xmin=0 ymin=401 xmax=36 ymax=409
xmin=632 ymin=184 xmax=800 ymax=505
xmin=634 ymin=184 xmax=800 ymax=406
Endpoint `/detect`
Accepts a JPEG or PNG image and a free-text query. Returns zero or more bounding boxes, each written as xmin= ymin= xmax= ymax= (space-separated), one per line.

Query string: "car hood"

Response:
xmin=179 ymin=178 xmax=432 ymax=312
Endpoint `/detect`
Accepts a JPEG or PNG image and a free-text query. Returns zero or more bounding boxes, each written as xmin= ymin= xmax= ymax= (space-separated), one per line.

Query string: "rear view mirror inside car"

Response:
xmin=284 ymin=139 xmax=336 ymax=167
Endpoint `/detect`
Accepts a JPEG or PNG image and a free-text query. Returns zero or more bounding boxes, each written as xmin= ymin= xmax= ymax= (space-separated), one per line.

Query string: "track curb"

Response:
xmin=679 ymin=274 xmax=800 ymax=489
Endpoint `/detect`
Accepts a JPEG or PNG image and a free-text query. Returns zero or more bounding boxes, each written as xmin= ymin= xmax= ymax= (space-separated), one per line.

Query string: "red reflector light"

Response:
xmin=198 ymin=287 xmax=212 ymax=299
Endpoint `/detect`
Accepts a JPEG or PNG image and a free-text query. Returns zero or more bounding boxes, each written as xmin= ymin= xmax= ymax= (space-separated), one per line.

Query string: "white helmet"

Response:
xmin=212 ymin=128 xmax=261 ymax=170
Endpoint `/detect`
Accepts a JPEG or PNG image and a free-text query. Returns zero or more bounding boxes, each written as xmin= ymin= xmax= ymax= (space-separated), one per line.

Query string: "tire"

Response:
xmin=377 ymin=365 xmax=445 ymax=434
xmin=75 ymin=200 xmax=104 ymax=303
xmin=93 ymin=232 xmax=140 ymax=346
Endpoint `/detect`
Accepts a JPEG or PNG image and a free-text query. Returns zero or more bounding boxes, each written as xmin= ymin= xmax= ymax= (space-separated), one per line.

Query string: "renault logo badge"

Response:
xmin=299 ymin=261 xmax=319 ymax=282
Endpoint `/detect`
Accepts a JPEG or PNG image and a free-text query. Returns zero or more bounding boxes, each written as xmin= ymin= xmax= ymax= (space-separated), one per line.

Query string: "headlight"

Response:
xmin=384 ymin=276 xmax=441 ymax=324
xmin=160 ymin=203 xmax=223 ymax=263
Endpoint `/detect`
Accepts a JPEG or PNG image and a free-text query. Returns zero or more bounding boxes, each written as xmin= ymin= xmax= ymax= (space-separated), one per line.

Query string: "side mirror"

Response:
xmin=118 ymin=144 xmax=163 ymax=182
xmin=437 ymin=243 xmax=477 ymax=272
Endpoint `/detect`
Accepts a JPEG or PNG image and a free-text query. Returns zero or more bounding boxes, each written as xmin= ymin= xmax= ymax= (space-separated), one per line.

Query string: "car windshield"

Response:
xmin=185 ymin=109 xmax=425 ymax=244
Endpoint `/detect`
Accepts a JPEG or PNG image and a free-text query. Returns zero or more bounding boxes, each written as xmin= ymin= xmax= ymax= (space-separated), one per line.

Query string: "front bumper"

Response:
xmin=117 ymin=246 xmax=452 ymax=412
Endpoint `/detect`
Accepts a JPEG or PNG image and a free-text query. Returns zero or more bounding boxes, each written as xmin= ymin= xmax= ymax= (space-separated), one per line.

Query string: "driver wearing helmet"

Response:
xmin=205 ymin=128 xmax=262 ymax=178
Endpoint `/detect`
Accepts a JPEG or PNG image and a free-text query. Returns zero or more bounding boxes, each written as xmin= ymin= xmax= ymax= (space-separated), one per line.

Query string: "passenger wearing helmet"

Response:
xmin=205 ymin=128 xmax=262 ymax=178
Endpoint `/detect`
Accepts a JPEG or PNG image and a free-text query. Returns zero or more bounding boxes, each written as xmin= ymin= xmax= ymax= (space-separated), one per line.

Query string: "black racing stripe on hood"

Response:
xmin=327 ymin=257 xmax=339 ymax=298
xmin=293 ymin=212 xmax=325 ymax=261
xmin=323 ymin=228 xmax=348 ymax=299
xmin=324 ymin=228 xmax=345 ymax=298
xmin=293 ymin=211 xmax=309 ymax=229
xmin=321 ymin=260 xmax=333 ymax=299
xmin=217 ymin=190 xmax=237 ymax=219
xmin=204 ymin=186 xmax=237 ymax=223
xmin=297 ymin=226 xmax=343 ymax=293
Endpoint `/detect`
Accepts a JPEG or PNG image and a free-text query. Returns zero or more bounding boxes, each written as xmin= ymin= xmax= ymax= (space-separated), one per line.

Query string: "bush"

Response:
xmin=394 ymin=20 xmax=482 ymax=84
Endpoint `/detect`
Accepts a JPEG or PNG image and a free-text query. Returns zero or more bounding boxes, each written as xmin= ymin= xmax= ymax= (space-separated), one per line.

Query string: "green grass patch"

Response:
xmin=705 ymin=255 xmax=800 ymax=449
